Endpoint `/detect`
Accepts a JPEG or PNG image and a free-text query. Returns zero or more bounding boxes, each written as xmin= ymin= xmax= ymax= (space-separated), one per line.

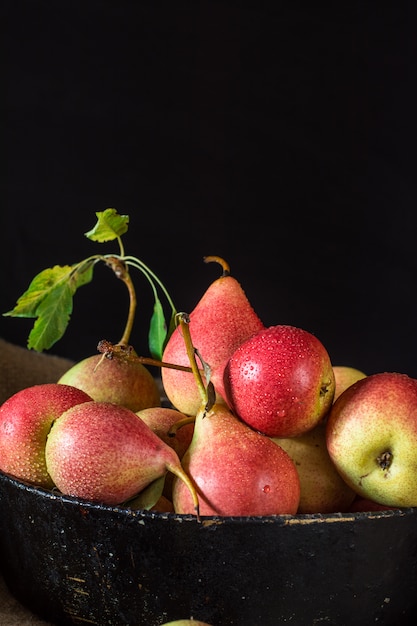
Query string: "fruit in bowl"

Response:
xmin=272 ymin=422 xmax=356 ymax=514
xmin=161 ymin=255 xmax=265 ymax=416
xmin=58 ymin=346 xmax=161 ymax=412
xmin=2 ymin=209 xmax=417 ymax=625
xmin=220 ymin=324 xmax=335 ymax=437
xmin=0 ymin=382 xmax=92 ymax=488
xmin=44 ymin=399 xmax=200 ymax=511
xmin=326 ymin=371 xmax=417 ymax=508
xmin=0 ymin=468 xmax=416 ymax=626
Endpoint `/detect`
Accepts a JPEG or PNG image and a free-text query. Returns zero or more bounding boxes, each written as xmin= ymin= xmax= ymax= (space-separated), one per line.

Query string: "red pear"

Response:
xmin=172 ymin=402 xmax=300 ymax=517
xmin=58 ymin=349 xmax=161 ymax=412
xmin=161 ymin=258 xmax=264 ymax=416
xmin=45 ymin=400 xmax=200 ymax=511
xmin=136 ymin=406 xmax=194 ymax=459
xmin=137 ymin=406 xmax=195 ymax=500
xmin=221 ymin=324 xmax=335 ymax=437
xmin=0 ymin=383 xmax=92 ymax=488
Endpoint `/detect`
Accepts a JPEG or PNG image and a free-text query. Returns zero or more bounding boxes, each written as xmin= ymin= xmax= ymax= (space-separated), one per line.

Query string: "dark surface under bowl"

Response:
xmin=0 ymin=470 xmax=416 ymax=626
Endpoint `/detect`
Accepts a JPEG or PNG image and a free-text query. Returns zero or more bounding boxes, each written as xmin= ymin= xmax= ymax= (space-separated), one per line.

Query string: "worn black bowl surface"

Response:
xmin=0 ymin=470 xmax=416 ymax=626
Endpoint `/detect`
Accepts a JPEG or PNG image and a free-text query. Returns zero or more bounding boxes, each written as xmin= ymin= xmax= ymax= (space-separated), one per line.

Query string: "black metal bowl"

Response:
xmin=0 ymin=470 xmax=416 ymax=626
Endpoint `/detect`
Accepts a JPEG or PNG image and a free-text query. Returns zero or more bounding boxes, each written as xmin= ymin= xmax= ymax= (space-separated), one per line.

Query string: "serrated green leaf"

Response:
xmin=148 ymin=298 xmax=168 ymax=360
xmin=72 ymin=261 xmax=94 ymax=289
xmin=27 ymin=282 xmax=74 ymax=351
xmin=3 ymin=265 xmax=75 ymax=318
xmin=4 ymin=262 xmax=95 ymax=352
xmin=85 ymin=208 xmax=129 ymax=242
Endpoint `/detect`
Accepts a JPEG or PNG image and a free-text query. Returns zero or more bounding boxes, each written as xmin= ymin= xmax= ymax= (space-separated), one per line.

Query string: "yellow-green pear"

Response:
xmin=58 ymin=350 xmax=161 ymax=412
xmin=272 ymin=422 xmax=356 ymax=514
xmin=326 ymin=372 xmax=417 ymax=507
xmin=332 ymin=365 xmax=367 ymax=402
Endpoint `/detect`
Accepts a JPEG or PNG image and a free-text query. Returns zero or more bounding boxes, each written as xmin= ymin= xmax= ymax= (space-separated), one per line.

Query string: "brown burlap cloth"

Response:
xmin=0 ymin=337 xmax=74 ymax=625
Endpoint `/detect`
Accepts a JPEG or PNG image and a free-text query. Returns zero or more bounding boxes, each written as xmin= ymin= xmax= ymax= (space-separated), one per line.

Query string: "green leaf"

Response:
xmin=27 ymin=282 xmax=74 ymax=351
xmin=3 ymin=265 xmax=75 ymax=318
xmin=71 ymin=261 xmax=95 ymax=289
xmin=3 ymin=262 xmax=95 ymax=351
xmin=148 ymin=298 xmax=168 ymax=361
xmin=85 ymin=208 xmax=129 ymax=242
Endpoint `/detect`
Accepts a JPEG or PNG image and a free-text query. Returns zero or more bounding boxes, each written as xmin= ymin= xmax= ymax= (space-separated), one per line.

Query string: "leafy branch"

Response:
xmin=3 ymin=208 xmax=176 ymax=359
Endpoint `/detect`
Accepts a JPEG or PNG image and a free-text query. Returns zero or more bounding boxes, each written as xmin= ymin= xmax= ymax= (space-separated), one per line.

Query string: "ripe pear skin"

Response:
xmin=222 ymin=325 xmax=335 ymax=438
xmin=58 ymin=352 xmax=161 ymax=412
xmin=326 ymin=372 xmax=417 ymax=507
xmin=161 ymin=273 xmax=264 ymax=416
xmin=272 ymin=423 xmax=356 ymax=514
xmin=137 ymin=406 xmax=195 ymax=500
xmin=172 ymin=403 xmax=300 ymax=517
xmin=332 ymin=365 xmax=367 ymax=402
xmin=136 ymin=407 xmax=194 ymax=459
xmin=45 ymin=401 xmax=199 ymax=509
xmin=0 ymin=383 xmax=92 ymax=488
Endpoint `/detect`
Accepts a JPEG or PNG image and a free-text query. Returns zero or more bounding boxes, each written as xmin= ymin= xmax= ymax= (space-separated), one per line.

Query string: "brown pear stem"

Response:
xmin=118 ymin=271 xmax=137 ymax=346
xmin=133 ymin=355 xmax=194 ymax=373
xmin=96 ymin=340 xmax=200 ymax=374
xmin=104 ymin=256 xmax=137 ymax=346
xmin=203 ymin=255 xmax=230 ymax=277
xmin=177 ymin=313 xmax=208 ymax=406
xmin=167 ymin=462 xmax=200 ymax=521
xmin=168 ymin=415 xmax=196 ymax=437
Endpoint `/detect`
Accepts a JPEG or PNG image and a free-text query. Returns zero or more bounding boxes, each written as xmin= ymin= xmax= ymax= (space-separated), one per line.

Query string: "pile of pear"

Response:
xmin=1 ymin=259 xmax=416 ymax=517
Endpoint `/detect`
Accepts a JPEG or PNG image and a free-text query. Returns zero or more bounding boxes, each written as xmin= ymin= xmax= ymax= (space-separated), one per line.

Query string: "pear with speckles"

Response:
xmin=0 ymin=383 xmax=92 ymax=488
xmin=137 ymin=406 xmax=194 ymax=459
xmin=45 ymin=400 xmax=200 ymax=511
xmin=326 ymin=372 xmax=417 ymax=507
xmin=172 ymin=402 xmax=300 ymax=517
xmin=58 ymin=349 xmax=160 ymax=412
xmin=221 ymin=324 xmax=335 ymax=438
xmin=161 ymin=256 xmax=264 ymax=416
xmin=137 ymin=406 xmax=195 ymax=500
xmin=272 ymin=422 xmax=356 ymax=514
xmin=332 ymin=365 xmax=367 ymax=403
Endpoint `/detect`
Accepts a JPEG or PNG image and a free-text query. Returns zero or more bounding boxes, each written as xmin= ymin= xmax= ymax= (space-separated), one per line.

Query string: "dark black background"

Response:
xmin=2 ymin=1 xmax=417 ymax=376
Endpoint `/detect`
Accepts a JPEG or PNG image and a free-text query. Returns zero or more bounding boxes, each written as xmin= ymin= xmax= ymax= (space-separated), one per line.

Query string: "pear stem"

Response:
xmin=167 ymin=462 xmax=200 ymax=521
xmin=133 ymin=356 xmax=193 ymax=373
xmin=177 ymin=313 xmax=208 ymax=406
xmin=168 ymin=415 xmax=196 ymax=437
xmin=96 ymin=340 xmax=200 ymax=374
xmin=203 ymin=255 xmax=230 ymax=277
xmin=104 ymin=256 xmax=137 ymax=346
xmin=118 ymin=271 xmax=137 ymax=346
